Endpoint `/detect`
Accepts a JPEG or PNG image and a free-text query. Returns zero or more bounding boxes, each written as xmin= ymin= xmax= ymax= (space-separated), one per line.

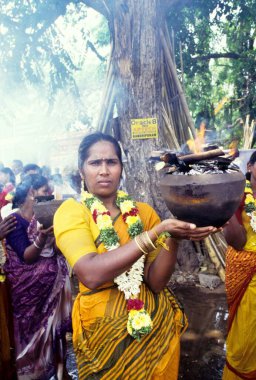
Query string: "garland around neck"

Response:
xmin=81 ymin=189 xmax=144 ymax=299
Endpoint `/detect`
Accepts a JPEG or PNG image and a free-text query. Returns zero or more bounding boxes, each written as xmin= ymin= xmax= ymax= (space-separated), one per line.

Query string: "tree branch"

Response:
xmin=192 ymin=52 xmax=247 ymax=60
xmin=86 ymin=41 xmax=107 ymax=62
xmin=83 ymin=0 xmax=110 ymax=20
xmin=163 ymin=0 xmax=193 ymax=13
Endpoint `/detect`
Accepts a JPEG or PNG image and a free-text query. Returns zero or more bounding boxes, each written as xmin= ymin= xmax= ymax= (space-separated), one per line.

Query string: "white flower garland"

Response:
xmin=81 ymin=190 xmax=145 ymax=299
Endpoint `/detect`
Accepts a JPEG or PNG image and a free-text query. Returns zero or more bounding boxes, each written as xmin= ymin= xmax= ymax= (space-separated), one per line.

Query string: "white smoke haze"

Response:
xmin=0 ymin=6 xmax=110 ymax=172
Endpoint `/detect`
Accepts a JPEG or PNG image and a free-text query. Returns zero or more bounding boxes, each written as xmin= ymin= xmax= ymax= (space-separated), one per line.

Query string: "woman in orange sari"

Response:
xmin=223 ymin=151 xmax=256 ymax=379
xmin=54 ymin=132 xmax=218 ymax=380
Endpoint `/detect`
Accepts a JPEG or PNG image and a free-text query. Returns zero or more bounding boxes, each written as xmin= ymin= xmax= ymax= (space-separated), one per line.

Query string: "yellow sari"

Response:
xmin=223 ymin=210 xmax=256 ymax=380
xmin=54 ymin=198 xmax=187 ymax=380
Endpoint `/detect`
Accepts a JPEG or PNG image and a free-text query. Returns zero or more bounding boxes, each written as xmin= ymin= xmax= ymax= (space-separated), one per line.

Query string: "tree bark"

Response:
xmin=107 ymin=0 xmax=169 ymax=215
xmin=84 ymin=0 xmax=193 ymax=217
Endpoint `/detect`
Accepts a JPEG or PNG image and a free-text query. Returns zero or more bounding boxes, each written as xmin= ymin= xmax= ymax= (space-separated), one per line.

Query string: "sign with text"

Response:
xmin=131 ymin=117 xmax=158 ymax=139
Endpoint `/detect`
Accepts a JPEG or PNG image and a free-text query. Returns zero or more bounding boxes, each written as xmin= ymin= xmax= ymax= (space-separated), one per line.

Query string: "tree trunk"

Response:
xmin=84 ymin=0 xmax=194 ymax=217
xmin=109 ymin=0 xmax=169 ymax=215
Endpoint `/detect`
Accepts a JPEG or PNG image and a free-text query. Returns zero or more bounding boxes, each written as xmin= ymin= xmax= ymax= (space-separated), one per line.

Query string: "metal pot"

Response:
xmin=159 ymin=171 xmax=245 ymax=227
xmin=33 ymin=200 xmax=64 ymax=228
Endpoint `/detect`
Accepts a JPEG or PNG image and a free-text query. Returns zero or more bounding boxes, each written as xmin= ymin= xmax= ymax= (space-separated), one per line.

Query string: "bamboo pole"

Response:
xmin=160 ymin=28 xmax=196 ymax=138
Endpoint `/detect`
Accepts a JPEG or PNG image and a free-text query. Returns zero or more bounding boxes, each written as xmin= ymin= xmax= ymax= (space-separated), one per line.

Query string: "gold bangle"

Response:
xmin=153 ymin=229 xmax=159 ymax=239
xmin=134 ymin=236 xmax=148 ymax=255
xmin=137 ymin=233 xmax=150 ymax=254
xmin=145 ymin=231 xmax=157 ymax=250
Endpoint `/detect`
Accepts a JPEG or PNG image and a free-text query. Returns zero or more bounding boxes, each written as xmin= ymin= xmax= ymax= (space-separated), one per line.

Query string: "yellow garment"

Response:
xmin=54 ymin=198 xmax=187 ymax=380
xmin=242 ymin=209 xmax=256 ymax=252
xmin=223 ymin=210 xmax=256 ymax=380
xmin=223 ymin=274 xmax=256 ymax=379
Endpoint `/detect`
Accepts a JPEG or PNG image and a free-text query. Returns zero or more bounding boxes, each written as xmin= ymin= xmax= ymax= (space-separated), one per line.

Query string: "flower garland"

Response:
xmin=244 ymin=180 xmax=256 ymax=232
xmin=81 ymin=189 xmax=153 ymax=340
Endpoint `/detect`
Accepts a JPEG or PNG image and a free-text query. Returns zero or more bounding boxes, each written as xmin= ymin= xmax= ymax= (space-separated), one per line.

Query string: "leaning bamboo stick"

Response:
xmin=205 ymin=237 xmax=226 ymax=282
xmin=160 ymin=28 xmax=196 ymax=138
xmin=162 ymin=104 xmax=180 ymax=150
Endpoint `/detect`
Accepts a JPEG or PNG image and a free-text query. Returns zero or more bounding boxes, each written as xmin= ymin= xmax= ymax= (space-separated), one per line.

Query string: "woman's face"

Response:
xmin=34 ymin=185 xmax=49 ymax=197
xmin=81 ymin=141 xmax=122 ymax=199
xmin=0 ymin=172 xmax=9 ymax=186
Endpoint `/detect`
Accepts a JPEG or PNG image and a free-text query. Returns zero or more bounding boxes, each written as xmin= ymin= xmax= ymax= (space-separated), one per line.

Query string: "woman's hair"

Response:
xmin=248 ymin=151 xmax=256 ymax=165
xmin=246 ymin=150 xmax=256 ymax=180
xmin=0 ymin=167 xmax=16 ymax=186
xmin=78 ymin=132 xmax=123 ymax=170
xmin=12 ymin=174 xmax=48 ymax=209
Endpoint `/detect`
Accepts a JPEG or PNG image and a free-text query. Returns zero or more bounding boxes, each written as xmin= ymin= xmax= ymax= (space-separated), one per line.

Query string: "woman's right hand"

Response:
xmin=158 ymin=218 xmax=218 ymax=241
xmin=0 ymin=215 xmax=17 ymax=240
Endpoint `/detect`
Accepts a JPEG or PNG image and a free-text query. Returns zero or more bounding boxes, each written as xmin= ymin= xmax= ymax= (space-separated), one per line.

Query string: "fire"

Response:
xmin=187 ymin=120 xmax=206 ymax=154
xmin=228 ymin=139 xmax=239 ymax=160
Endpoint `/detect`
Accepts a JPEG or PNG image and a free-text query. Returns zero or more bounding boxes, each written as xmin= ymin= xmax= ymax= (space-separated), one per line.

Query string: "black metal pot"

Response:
xmin=159 ymin=171 xmax=245 ymax=227
xmin=33 ymin=200 xmax=64 ymax=228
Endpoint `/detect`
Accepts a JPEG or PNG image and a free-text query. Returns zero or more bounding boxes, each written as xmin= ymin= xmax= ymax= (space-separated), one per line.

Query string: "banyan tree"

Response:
xmin=84 ymin=0 xmax=195 ymax=211
xmin=84 ymin=0 xmax=226 ymax=279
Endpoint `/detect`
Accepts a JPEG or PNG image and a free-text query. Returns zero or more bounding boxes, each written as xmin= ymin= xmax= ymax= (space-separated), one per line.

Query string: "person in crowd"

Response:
xmin=54 ymin=132 xmax=218 ymax=380
xmin=21 ymin=163 xmax=42 ymax=181
xmin=3 ymin=174 xmax=72 ymax=380
xmin=0 ymin=168 xmax=16 ymax=210
xmin=11 ymin=160 xmax=23 ymax=186
xmin=0 ymin=215 xmax=17 ymax=380
xmin=41 ymin=165 xmax=52 ymax=180
xmin=222 ymin=150 xmax=256 ymax=379
xmin=60 ymin=166 xmax=80 ymax=196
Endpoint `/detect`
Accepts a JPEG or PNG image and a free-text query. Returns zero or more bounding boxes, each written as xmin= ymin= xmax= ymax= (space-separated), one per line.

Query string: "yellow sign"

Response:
xmin=131 ymin=118 xmax=158 ymax=139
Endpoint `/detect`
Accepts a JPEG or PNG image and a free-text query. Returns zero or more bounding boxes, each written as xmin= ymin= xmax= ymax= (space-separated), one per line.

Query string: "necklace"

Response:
xmin=81 ymin=189 xmax=153 ymax=340
xmin=244 ymin=180 xmax=256 ymax=232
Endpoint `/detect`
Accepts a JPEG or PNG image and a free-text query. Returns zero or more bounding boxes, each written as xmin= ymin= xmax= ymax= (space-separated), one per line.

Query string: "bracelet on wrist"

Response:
xmin=153 ymin=230 xmax=172 ymax=251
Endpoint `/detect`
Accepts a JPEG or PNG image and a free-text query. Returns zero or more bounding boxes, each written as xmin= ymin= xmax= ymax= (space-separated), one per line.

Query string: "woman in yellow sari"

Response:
xmin=54 ymin=132 xmax=218 ymax=380
xmin=223 ymin=151 xmax=256 ymax=380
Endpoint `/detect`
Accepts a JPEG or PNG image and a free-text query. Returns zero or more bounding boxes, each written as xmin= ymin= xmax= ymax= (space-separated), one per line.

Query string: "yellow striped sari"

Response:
xmin=54 ymin=198 xmax=187 ymax=380
xmin=223 ymin=210 xmax=256 ymax=380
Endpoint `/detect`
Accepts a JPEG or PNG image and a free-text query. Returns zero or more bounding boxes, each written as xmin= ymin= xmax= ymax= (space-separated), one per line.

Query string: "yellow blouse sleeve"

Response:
xmin=54 ymin=198 xmax=97 ymax=267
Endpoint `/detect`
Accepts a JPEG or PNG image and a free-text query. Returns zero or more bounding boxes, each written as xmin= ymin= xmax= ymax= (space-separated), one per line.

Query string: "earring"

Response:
xmin=81 ymin=179 xmax=86 ymax=193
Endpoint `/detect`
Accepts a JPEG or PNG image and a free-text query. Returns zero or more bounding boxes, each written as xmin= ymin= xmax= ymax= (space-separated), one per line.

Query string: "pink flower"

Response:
xmin=127 ymin=298 xmax=144 ymax=311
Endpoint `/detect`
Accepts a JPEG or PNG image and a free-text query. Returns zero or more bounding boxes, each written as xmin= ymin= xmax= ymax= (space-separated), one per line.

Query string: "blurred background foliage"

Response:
xmin=0 ymin=0 xmax=255 ymax=160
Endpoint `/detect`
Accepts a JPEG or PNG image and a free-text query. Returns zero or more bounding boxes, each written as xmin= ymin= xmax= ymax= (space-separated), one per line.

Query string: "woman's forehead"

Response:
xmin=87 ymin=141 xmax=118 ymax=159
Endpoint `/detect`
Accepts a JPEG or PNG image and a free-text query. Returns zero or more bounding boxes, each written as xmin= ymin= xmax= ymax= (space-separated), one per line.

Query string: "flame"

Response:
xmin=187 ymin=121 xmax=206 ymax=154
xmin=228 ymin=139 xmax=239 ymax=159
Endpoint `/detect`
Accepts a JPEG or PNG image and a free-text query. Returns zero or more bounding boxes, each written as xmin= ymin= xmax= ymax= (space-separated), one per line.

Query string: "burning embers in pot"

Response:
xmin=154 ymin=146 xmax=245 ymax=227
xmin=153 ymin=146 xmax=240 ymax=175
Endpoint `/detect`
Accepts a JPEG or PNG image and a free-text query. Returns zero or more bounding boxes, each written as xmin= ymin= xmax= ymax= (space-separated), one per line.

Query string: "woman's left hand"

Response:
xmin=38 ymin=225 xmax=54 ymax=237
xmin=159 ymin=218 xmax=220 ymax=241
xmin=186 ymin=225 xmax=221 ymax=241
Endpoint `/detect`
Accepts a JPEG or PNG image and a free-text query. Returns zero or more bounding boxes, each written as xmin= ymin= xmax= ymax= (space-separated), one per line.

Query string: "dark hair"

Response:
xmin=22 ymin=163 xmax=42 ymax=175
xmin=0 ymin=167 xmax=16 ymax=186
xmin=12 ymin=174 xmax=48 ymax=209
xmin=245 ymin=151 xmax=256 ymax=180
xmin=78 ymin=132 xmax=123 ymax=170
xmin=248 ymin=151 xmax=256 ymax=165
